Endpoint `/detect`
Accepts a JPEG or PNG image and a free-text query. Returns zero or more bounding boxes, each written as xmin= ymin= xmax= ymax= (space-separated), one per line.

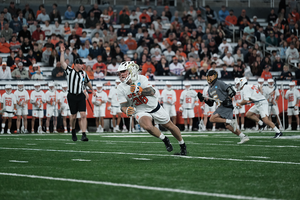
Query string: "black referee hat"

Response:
xmin=74 ymin=58 xmax=85 ymax=64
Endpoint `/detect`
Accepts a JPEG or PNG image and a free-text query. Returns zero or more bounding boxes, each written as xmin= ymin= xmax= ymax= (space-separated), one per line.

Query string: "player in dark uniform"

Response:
xmin=197 ymin=70 xmax=250 ymax=144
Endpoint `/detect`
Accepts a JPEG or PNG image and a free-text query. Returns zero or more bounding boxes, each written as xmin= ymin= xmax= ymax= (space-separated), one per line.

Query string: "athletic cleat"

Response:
xmin=46 ymin=131 xmax=50 ymax=134
xmin=72 ymin=133 xmax=77 ymax=141
xmin=241 ymin=127 xmax=245 ymax=131
xmin=23 ymin=130 xmax=29 ymax=134
xmin=230 ymin=120 xmax=238 ymax=132
xmin=99 ymin=127 xmax=104 ymax=133
xmin=212 ymin=127 xmax=216 ymax=132
xmin=7 ymin=130 xmax=11 ymax=134
xmin=16 ymin=130 xmax=20 ymax=134
xmin=259 ymin=123 xmax=267 ymax=132
xmin=297 ymin=127 xmax=300 ymax=131
xmin=174 ymin=143 xmax=187 ymax=156
xmin=141 ymin=127 xmax=146 ymax=132
xmin=78 ymin=130 xmax=82 ymax=134
xmin=202 ymin=127 xmax=206 ymax=131
xmin=53 ymin=131 xmax=58 ymax=133
xmin=273 ymin=132 xmax=283 ymax=139
xmin=115 ymin=127 xmax=121 ymax=132
xmin=184 ymin=128 xmax=188 ymax=132
xmin=252 ymin=126 xmax=258 ymax=131
xmin=64 ymin=130 xmax=68 ymax=133
xmin=162 ymin=137 xmax=173 ymax=152
xmin=81 ymin=133 xmax=88 ymax=141
xmin=237 ymin=136 xmax=250 ymax=144
xmin=0 ymin=131 xmax=3 ymax=134
xmin=286 ymin=127 xmax=292 ymax=131
xmin=268 ymin=128 xmax=273 ymax=131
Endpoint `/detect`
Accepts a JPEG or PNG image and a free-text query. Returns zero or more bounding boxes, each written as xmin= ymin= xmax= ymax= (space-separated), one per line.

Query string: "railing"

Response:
xmin=195 ymin=0 xmax=276 ymax=8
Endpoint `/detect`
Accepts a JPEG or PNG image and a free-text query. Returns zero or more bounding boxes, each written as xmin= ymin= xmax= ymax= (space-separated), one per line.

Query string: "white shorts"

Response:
xmin=163 ymin=104 xmax=176 ymax=117
xmin=182 ymin=108 xmax=195 ymax=119
xmin=204 ymin=104 xmax=216 ymax=116
xmin=77 ymin=110 xmax=88 ymax=118
xmin=46 ymin=108 xmax=59 ymax=117
xmin=3 ymin=112 xmax=14 ymax=118
xmin=32 ymin=110 xmax=44 ymax=118
xmin=135 ymin=105 xmax=170 ymax=125
xmin=94 ymin=106 xmax=106 ymax=117
xmin=110 ymin=106 xmax=121 ymax=115
xmin=234 ymin=105 xmax=245 ymax=115
xmin=287 ymin=107 xmax=299 ymax=116
xmin=248 ymin=101 xmax=269 ymax=118
xmin=16 ymin=107 xmax=28 ymax=116
xmin=268 ymin=104 xmax=279 ymax=115
xmin=61 ymin=109 xmax=71 ymax=117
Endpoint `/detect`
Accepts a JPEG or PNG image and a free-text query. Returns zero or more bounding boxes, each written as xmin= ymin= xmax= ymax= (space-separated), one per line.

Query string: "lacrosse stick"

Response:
xmin=281 ymin=83 xmax=285 ymax=130
xmin=128 ymin=63 xmax=139 ymax=133
xmin=121 ymin=116 xmax=128 ymax=132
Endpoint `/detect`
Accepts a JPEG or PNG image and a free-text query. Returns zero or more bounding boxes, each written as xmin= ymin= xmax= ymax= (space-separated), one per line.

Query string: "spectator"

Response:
xmin=7 ymin=51 xmax=15 ymax=66
xmin=49 ymin=9 xmax=62 ymax=24
xmin=101 ymin=9 xmax=111 ymax=24
xmin=94 ymin=65 xmax=105 ymax=80
xmin=42 ymin=45 xmax=52 ymax=63
xmin=32 ymin=25 xmax=45 ymax=41
xmin=184 ymin=64 xmax=198 ymax=80
xmin=1 ymin=23 xmax=13 ymax=41
xmin=117 ymin=23 xmax=128 ymax=37
xmin=107 ymin=58 xmax=119 ymax=76
xmin=169 ymin=56 xmax=184 ymax=76
xmin=11 ymin=62 xmax=29 ymax=79
xmin=85 ymin=12 xmax=98 ymax=29
xmin=119 ymin=38 xmax=128 ymax=55
xmin=163 ymin=6 xmax=172 ymax=21
xmin=21 ymin=37 xmax=33 ymax=53
xmin=0 ymin=37 xmax=10 ymax=53
xmin=205 ymin=5 xmax=217 ymax=26
xmin=125 ymin=33 xmax=137 ymax=50
xmin=252 ymin=16 xmax=260 ymax=29
xmin=225 ymin=9 xmax=237 ymax=26
xmin=0 ymin=62 xmax=12 ymax=79
xmin=51 ymin=61 xmax=66 ymax=80
xmin=8 ymin=2 xmax=18 ymax=17
xmin=73 ymin=23 xmax=82 ymax=36
xmin=80 ymin=31 xmax=91 ymax=44
xmin=185 ymin=17 xmax=197 ymax=33
xmin=219 ymin=6 xmax=229 ymax=23
xmin=211 ymin=53 xmax=224 ymax=67
xmin=110 ymin=10 xmax=119 ymax=25
xmin=232 ymin=65 xmax=243 ymax=79
xmin=3 ymin=7 xmax=12 ymax=22
xmin=78 ymin=43 xmax=89 ymax=58
xmin=33 ymin=43 xmax=42 ymax=62
xmin=184 ymin=55 xmax=197 ymax=71
xmin=22 ymin=4 xmax=35 ymax=20
xmin=119 ymin=10 xmax=130 ymax=25
xmin=218 ymin=38 xmax=233 ymax=54
xmin=223 ymin=52 xmax=234 ymax=66
xmin=37 ymin=8 xmax=50 ymax=24
xmin=49 ymin=49 xmax=60 ymax=67
xmin=267 ymin=8 xmax=277 ymax=23
xmin=255 ymin=26 xmax=266 ymax=42
xmin=92 ymin=55 xmax=107 ymax=75
xmin=280 ymin=65 xmax=293 ymax=80
xmin=272 ymin=55 xmax=284 ymax=71
xmin=261 ymin=65 xmax=273 ymax=80
xmin=85 ymin=65 xmax=94 ymax=80
xmin=286 ymin=43 xmax=299 ymax=62
xmin=31 ymin=64 xmax=44 ymax=80
xmin=233 ymin=49 xmax=244 ymax=62
xmin=26 ymin=49 xmax=35 ymax=64
xmin=141 ymin=58 xmax=155 ymax=75
xmin=36 ymin=4 xmax=44 ymax=19
xmin=130 ymin=10 xmax=139 ymax=23
xmin=76 ymin=5 xmax=87 ymax=19
xmin=163 ymin=46 xmax=175 ymax=63
xmin=88 ymin=3 xmax=102 ymax=19
xmin=26 ymin=13 xmax=35 ymax=26
xmin=251 ymin=61 xmax=262 ymax=77
xmin=155 ymin=57 xmax=169 ymax=76
xmin=18 ymin=11 xmax=27 ymax=26
xmin=65 ymin=5 xmax=75 ymax=20
xmin=266 ymin=31 xmax=279 ymax=46
xmin=18 ymin=24 xmax=31 ymax=41
xmin=9 ymin=15 xmax=22 ymax=33
xmin=237 ymin=9 xmax=250 ymax=25
xmin=221 ymin=64 xmax=232 ymax=79
xmin=111 ymin=46 xmax=124 ymax=60
xmin=243 ymin=22 xmax=255 ymax=42
xmin=74 ymin=13 xmax=86 ymax=29
xmin=89 ymin=41 xmax=101 ymax=59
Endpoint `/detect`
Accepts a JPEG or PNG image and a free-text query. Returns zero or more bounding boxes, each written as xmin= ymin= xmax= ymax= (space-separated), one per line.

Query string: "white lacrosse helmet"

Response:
xmin=257 ymin=78 xmax=264 ymax=85
xmin=17 ymin=81 xmax=24 ymax=91
xmin=235 ymin=77 xmax=247 ymax=91
xmin=289 ymin=81 xmax=295 ymax=90
xmin=48 ymin=82 xmax=54 ymax=92
xmin=5 ymin=84 xmax=12 ymax=94
xmin=117 ymin=61 xmax=139 ymax=83
xmin=267 ymin=79 xmax=274 ymax=87
xmin=184 ymin=81 xmax=191 ymax=90
xmin=34 ymin=83 xmax=41 ymax=92
xmin=61 ymin=83 xmax=68 ymax=92
xmin=166 ymin=81 xmax=172 ymax=90
xmin=96 ymin=82 xmax=103 ymax=92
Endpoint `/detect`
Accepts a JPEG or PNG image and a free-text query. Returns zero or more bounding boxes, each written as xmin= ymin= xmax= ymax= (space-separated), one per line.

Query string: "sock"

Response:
xmin=17 ymin=129 xmax=19 ymax=132
xmin=273 ymin=127 xmax=280 ymax=133
xmin=288 ymin=124 xmax=292 ymax=128
xmin=178 ymin=139 xmax=185 ymax=144
xmin=1 ymin=123 xmax=5 ymax=128
xmin=7 ymin=129 xmax=10 ymax=132
xmin=64 ymin=127 xmax=67 ymax=130
xmin=239 ymin=133 xmax=245 ymax=138
xmin=185 ymin=125 xmax=188 ymax=129
xmin=47 ymin=127 xmax=49 ymax=131
xmin=241 ymin=124 xmax=244 ymax=129
xmin=212 ymin=126 xmax=215 ymax=129
xmin=189 ymin=126 xmax=192 ymax=130
xmin=256 ymin=124 xmax=259 ymax=128
xmin=72 ymin=129 xmax=76 ymax=135
xmin=54 ymin=128 xmax=57 ymax=131
xmin=159 ymin=133 xmax=165 ymax=140
xmin=226 ymin=119 xmax=232 ymax=124
xmin=297 ymin=125 xmax=300 ymax=128
xmin=258 ymin=120 xmax=263 ymax=126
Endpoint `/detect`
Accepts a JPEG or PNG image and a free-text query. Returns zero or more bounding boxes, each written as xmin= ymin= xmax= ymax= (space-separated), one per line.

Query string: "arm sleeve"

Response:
xmin=219 ymin=81 xmax=229 ymax=91
xmin=64 ymin=65 xmax=72 ymax=74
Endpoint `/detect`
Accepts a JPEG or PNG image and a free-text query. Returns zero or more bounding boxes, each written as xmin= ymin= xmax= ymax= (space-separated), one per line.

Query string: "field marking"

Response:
xmin=9 ymin=160 xmax=28 ymax=163
xmin=247 ymin=156 xmax=270 ymax=159
xmin=1 ymin=137 xmax=300 ymax=148
xmin=72 ymin=159 xmax=91 ymax=162
xmin=26 ymin=143 xmax=36 ymax=145
xmin=65 ymin=143 xmax=76 ymax=145
xmin=1 ymin=147 xmax=299 ymax=165
xmin=0 ymin=172 xmax=280 ymax=200
xmin=132 ymin=158 xmax=152 ymax=161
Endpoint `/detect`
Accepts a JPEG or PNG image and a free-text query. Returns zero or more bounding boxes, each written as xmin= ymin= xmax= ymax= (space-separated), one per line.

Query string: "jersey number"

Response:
xmin=133 ymin=95 xmax=148 ymax=106
xmin=186 ymin=97 xmax=192 ymax=103
xmin=64 ymin=98 xmax=68 ymax=104
xmin=288 ymin=94 xmax=294 ymax=102
xmin=5 ymin=100 xmax=12 ymax=106
xmin=235 ymin=94 xmax=241 ymax=101
xmin=251 ymin=85 xmax=260 ymax=94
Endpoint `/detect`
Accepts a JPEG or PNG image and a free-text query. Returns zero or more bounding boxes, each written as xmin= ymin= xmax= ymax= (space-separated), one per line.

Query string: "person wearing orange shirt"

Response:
xmin=50 ymin=33 xmax=59 ymax=46
xmin=261 ymin=65 xmax=272 ymax=80
xmin=225 ymin=10 xmax=237 ymax=26
xmin=85 ymin=65 xmax=94 ymax=80
xmin=141 ymin=58 xmax=156 ymax=75
xmin=184 ymin=55 xmax=198 ymax=71
xmin=139 ymin=9 xmax=151 ymax=23
xmin=125 ymin=33 xmax=137 ymax=50
xmin=9 ymin=36 xmax=21 ymax=52
xmin=92 ymin=55 xmax=107 ymax=75
xmin=0 ymin=37 xmax=10 ymax=53
xmin=165 ymin=32 xmax=175 ymax=46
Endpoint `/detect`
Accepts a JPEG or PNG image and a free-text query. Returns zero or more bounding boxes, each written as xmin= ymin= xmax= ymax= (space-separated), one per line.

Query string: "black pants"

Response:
xmin=67 ymin=93 xmax=86 ymax=115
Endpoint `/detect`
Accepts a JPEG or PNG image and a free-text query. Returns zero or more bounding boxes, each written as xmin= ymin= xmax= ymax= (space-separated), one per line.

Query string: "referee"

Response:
xmin=60 ymin=45 xmax=96 ymax=142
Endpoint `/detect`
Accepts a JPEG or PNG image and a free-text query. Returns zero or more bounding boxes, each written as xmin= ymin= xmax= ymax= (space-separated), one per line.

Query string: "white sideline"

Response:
xmin=0 ymin=172 xmax=278 ymax=200
xmin=0 ymin=147 xmax=299 ymax=165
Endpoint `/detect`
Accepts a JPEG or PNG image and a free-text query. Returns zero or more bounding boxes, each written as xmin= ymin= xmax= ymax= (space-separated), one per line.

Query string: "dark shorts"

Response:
xmin=213 ymin=106 xmax=233 ymax=119
xmin=67 ymin=93 xmax=86 ymax=115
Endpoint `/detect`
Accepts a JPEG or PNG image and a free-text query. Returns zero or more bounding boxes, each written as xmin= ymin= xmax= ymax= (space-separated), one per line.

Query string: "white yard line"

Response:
xmin=65 ymin=143 xmax=76 ymax=145
xmin=247 ymin=156 xmax=270 ymax=159
xmin=26 ymin=144 xmax=36 ymax=145
xmin=9 ymin=160 xmax=28 ymax=163
xmin=0 ymin=147 xmax=299 ymax=165
xmin=132 ymin=158 xmax=152 ymax=161
xmin=72 ymin=159 xmax=91 ymax=162
xmin=0 ymin=172 xmax=280 ymax=200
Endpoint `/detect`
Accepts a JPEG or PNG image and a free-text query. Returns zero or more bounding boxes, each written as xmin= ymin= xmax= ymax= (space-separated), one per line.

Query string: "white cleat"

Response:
xmin=237 ymin=136 xmax=250 ymax=144
xmin=132 ymin=128 xmax=139 ymax=133
xmin=115 ymin=127 xmax=121 ymax=132
xmin=23 ymin=130 xmax=29 ymax=134
xmin=241 ymin=127 xmax=245 ymax=131
xmin=268 ymin=128 xmax=273 ymax=131
xmin=230 ymin=120 xmax=238 ymax=132
xmin=7 ymin=130 xmax=11 ymax=134
xmin=297 ymin=127 xmax=300 ymax=131
xmin=141 ymin=127 xmax=146 ymax=132
xmin=286 ymin=127 xmax=292 ymax=131
xmin=99 ymin=127 xmax=104 ymax=133
xmin=184 ymin=128 xmax=189 ymax=132
xmin=252 ymin=127 xmax=258 ymax=131
xmin=64 ymin=130 xmax=68 ymax=133
xmin=53 ymin=131 xmax=58 ymax=133
xmin=46 ymin=131 xmax=50 ymax=134
xmin=78 ymin=130 xmax=82 ymax=134
xmin=212 ymin=127 xmax=216 ymax=132
xmin=1 ymin=131 xmax=4 ymax=134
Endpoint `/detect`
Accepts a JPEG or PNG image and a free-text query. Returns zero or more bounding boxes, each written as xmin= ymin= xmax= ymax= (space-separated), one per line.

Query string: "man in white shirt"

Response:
xmin=107 ymin=58 xmax=119 ymax=76
xmin=1 ymin=85 xmax=16 ymax=134
xmin=243 ymin=22 xmax=255 ymax=41
xmin=14 ymin=81 xmax=29 ymax=134
xmin=284 ymin=82 xmax=300 ymax=130
xmin=37 ymin=8 xmax=50 ymax=23
xmin=92 ymin=83 xmax=108 ymax=132
xmin=218 ymin=38 xmax=232 ymax=54
xmin=30 ymin=83 xmax=46 ymax=134
xmin=286 ymin=43 xmax=299 ymax=62
xmin=0 ymin=62 xmax=12 ymax=79
xmin=129 ymin=10 xmax=139 ymax=22
xmin=169 ymin=56 xmax=184 ymax=76
xmin=107 ymin=79 xmax=122 ymax=132
xmin=163 ymin=46 xmax=175 ymax=63
xmin=211 ymin=54 xmax=224 ymax=67
xmin=161 ymin=81 xmax=177 ymax=125
xmin=222 ymin=52 xmax=235 ymax=66
xmin=58 ymin=83 xmax=71 ymax=133
xmin=45 ymin=82 xmax=59 ymax=133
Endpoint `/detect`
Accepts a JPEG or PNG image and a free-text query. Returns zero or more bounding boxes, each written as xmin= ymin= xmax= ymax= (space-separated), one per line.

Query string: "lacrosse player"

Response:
xmin=285 ymin=82 xmax=300 ymax=130
xmin=30 ymin=83 xmax=45 ymax=134
xmin=92 ymin=83 xmax=108 ymax=132
xmin=197 ymin=70 xmax=249 ymax=144
xmin=150 ymin=81 xmax=160 ymax=130
xmin=180 ymin=82 xmax=198 ymax=132
xmin=58 ymin=83 xmax=71 ymax=133
xmin=161 ymin=81 xmax=177 ymax=125
xmin=202 ymin=85 xmax=216 ymax=131
xmin=14 ymin=81 xmax=29 ymax=133
xmin=107 ymin=79 xmax=122 ymax=132
xmin=235 ymin=77 xmax=283 ymax=138
xmin=263 ymin=79 xmax=282 ymax=130
xmin=45 ymin=82 xmax=59 ymax=133
xmin=232 ymin=87 xmax=245 ymax=131
xmin=1 ymin=85 xmax=17 ymax=134
xmin=117 ymin=61 xmax=187 ymax=155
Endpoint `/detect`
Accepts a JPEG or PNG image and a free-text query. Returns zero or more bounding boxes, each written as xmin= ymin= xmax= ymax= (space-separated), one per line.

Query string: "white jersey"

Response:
xmin=180 ymin=89 xmax=197 ymax=109
xmin=161 ymin=88 xmax=176 ymax=105
xmin=1 ymin=93 xmax=16 ymax=112
xmin=92 ymin=90 xmax=108 ymax=109
xmin=263 ymin=86 xmax=280 ymax=105
xmin=203 ymin=86 xmax=210 ymax=97
xmin=242 ymin=85 xmax=266 ymax=103
xmin=14 ymin=90 xmax=29 ymax=109
xmin=117 ymin=75 xmax=158 ymax=113
xmin=153 ymin=87 xmax=160 ymax=99
xmin=108 ymin=87 xmax=119 ymax=106
xmin=30 ymin=90 xmax=45 ymax=110
xmin=233 ymin=90 xmax=244 ymax=104
xmin=285 ymin=88 xmax=300 ymax=107
xmin=45 ymin=90 xmax=60 ymax=110
xmin=59 ymin=91 xmax=70 ymax=110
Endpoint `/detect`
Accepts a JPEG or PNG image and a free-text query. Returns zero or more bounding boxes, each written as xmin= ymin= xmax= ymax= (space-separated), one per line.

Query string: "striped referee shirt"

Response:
xmin=65 ymin=66 xmax=90 ymax=95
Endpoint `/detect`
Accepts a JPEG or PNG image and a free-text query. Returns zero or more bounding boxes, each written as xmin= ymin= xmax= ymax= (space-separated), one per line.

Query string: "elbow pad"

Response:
xmin=226 ymin=86 xmax=236 ymax=98
xmin=204 ymin=99 xmax=214 ymax=107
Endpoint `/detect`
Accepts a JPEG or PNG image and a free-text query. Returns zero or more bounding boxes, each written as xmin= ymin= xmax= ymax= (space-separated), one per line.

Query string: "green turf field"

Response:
xmin=0 ymin=131 xmax=300 ymax=200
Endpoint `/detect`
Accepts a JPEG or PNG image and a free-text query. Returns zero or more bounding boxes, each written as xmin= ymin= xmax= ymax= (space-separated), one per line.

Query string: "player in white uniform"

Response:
xmin=161 ymin=81 xmax=177 ymax=125
xmin=107 ymin=79 xmax=122 ymax=132
xmin=0 ymin=85 xmax=16 ymax=134
xmin=117 ymin=61 xmax=187 ymax=155
xmin=58 ymin=83 xmax=71 ymax=133
xmin=284 ymin=82 xmax=300 ymax=130
xmin=251 ymin=78 xmax=266 ymax=131
xmin=180 ymin=82 xmax=198 ymax=132
xmin=233 ymin=89 xmax=245 ymax=131
xmin=14 ymin=81 xmax=29 ymax=134
xmin=45 ymin=82 xmax=59 ymax=133
xmin=30 ymin=83 xmax=46 ymax=134
xmin=263 ymin=79 xmax=282 ymax=130
xmin=202 ymin=86 xmax=216 ymax=131
xmin=92 ymin=83 xmax=108 ymax=132
xmin=235 ymin=78 xmax=283 ymax=138
xmin=150 ymin=81 xmax=160 ymax=130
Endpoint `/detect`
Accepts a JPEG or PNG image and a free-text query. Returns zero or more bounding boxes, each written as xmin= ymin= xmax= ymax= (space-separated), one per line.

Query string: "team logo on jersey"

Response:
xmin=215 ymin=86 xmax=218 ymax=88
xmin=137 ymin=82 xmax=141 ymax=86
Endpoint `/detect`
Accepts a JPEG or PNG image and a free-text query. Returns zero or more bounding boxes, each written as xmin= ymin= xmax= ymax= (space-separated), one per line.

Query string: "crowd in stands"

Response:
xmin=0 ymin=2 xmax=300 ymax=83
